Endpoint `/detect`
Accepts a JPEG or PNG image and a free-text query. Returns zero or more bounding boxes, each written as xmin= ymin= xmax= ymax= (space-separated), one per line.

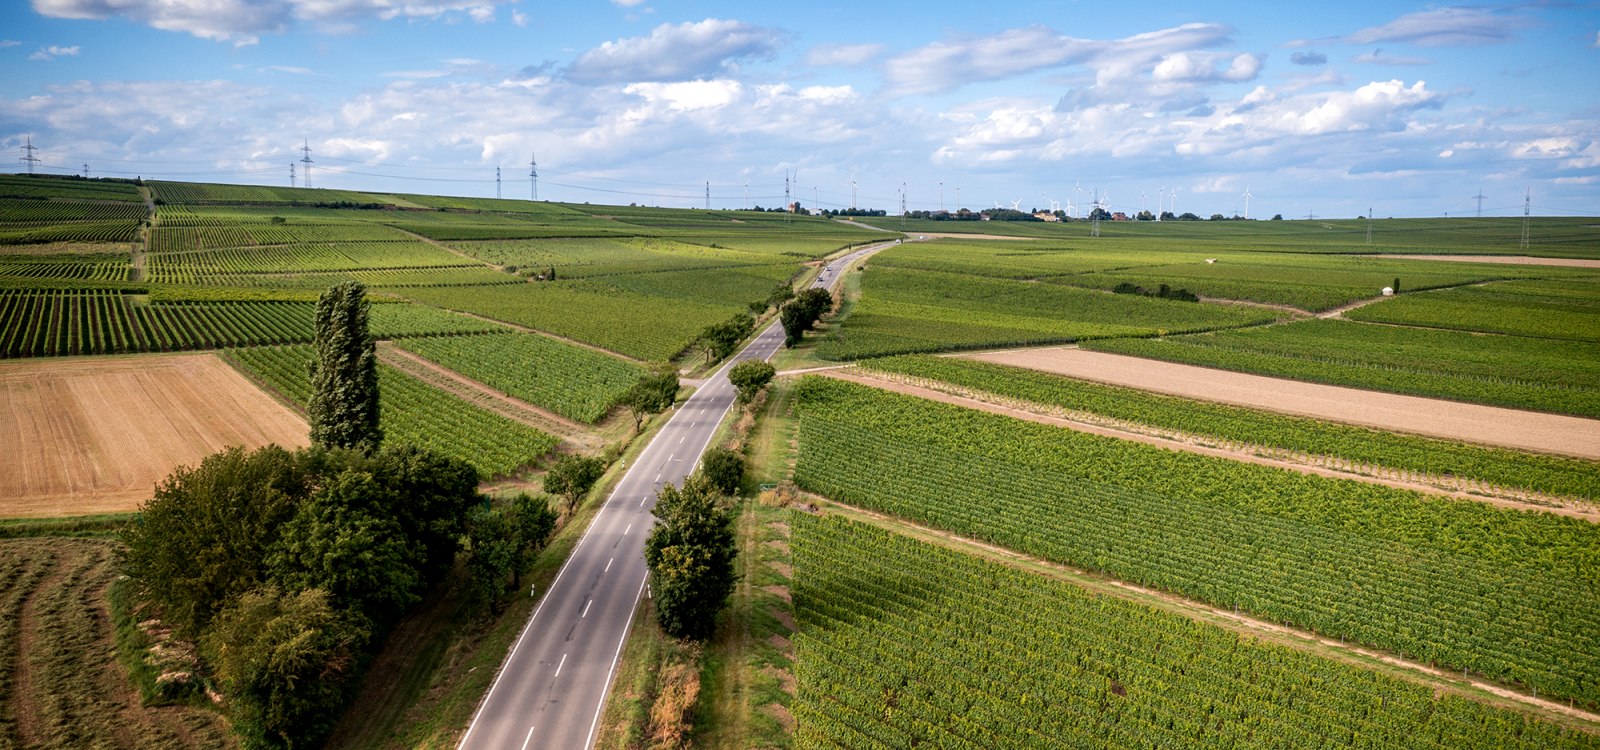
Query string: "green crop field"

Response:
xmin=818 ymin=266 xmax=1279 ymax=359
xmin=792 ymin=513 xmax=1600 ymax=750
xmin=1346 ymin=278 xmax=1600 ymax=342
xmin=0 ymin=290 xmax=502 ymax=357
xmin=1083 ymin=318 xmax=1600 ymax=417
xmin=226 ymin=344 xmax=557 ymax=477
xmin=794 ymin=376 xmax=1600 ymax=708
xmin=859 ymin=354 xmax=1600 ymax=501
xmin=396 ymin=332 xmax=646 ymax=423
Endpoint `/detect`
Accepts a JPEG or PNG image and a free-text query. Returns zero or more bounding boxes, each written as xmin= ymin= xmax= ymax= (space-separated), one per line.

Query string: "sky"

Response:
xmin=2 ymin=0 xmax=1598 ymax=219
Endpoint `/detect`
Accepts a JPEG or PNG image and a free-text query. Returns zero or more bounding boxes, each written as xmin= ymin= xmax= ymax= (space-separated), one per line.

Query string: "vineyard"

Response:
xmin=1083 ymin=318 xmax=1600 ymax=417
xmin=792 ymin=376 xmax=1600 ymax=707
xmin=0 ymin=290 xmax=503 ymax=357
xmin=792 ymin=513 xmax=1600 ymax=750
xmin=858 ymin=354 xmax=1600 ymax=501
xmin=225 ymin=344 xmax=557 ymax=477
xmin=817 ymin=266 xmax=1279 ymax=360
xmin=400 ymin=281 xmax=735 ymax=361
xmin=1347 ymin=279 xmax=1600 ymax=342
xmin=396 ymin=332 xmax=646 ymax=423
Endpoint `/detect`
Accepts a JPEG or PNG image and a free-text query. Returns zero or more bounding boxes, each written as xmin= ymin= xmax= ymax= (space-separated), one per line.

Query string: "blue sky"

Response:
xmin=2 ymin=0 xmax=1597 ymax=219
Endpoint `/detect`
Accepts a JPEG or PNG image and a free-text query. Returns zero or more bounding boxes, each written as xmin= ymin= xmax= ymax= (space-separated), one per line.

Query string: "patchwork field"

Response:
xmin=966 ymin=347 xmax=1600 ymax=459
xmin=0 ymin=353 xmax=308 ymax=517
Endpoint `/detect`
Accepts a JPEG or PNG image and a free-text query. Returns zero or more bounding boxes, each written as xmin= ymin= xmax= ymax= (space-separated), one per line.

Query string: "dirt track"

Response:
xmin=1373 ymin=254 xmax=1600 ymax=268
xmin=0 ymin=353 xmax=309 ymax=518
xmin=965 ymin=347 xmax=1600 ymax=460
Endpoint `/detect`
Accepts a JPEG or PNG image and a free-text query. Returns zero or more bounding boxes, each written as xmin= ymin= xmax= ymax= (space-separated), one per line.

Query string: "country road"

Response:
xmin=457 ymin=239 xmax=897 ymax=750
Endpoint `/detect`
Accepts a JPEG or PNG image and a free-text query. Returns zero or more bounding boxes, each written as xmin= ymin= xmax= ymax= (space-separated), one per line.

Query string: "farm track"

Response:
xmin=968 ymin=346 xmax=1600 ymax=459
xmin=375 ymin=342 xmax=602 ymax=450
xmin=816 ymin=499 xmax=1600 ymax=732
xmin=820 ymin=368 xmax=1600 ymax=521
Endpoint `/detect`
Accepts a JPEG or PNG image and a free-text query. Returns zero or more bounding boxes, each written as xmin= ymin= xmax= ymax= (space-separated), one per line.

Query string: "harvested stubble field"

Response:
xmin=0 ymin=353 xmax=308 ymax=517
xmin=0 ymin=538 xmax=233 ymax=748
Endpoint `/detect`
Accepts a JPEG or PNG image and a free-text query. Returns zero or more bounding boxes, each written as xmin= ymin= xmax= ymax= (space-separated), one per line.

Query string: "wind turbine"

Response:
xmin=1241 ymin=185 xmax=1253 ymax=220
xmin=1009 ymin=199 xmax=1022 ymax=212
xmin=849 ymin=169 xmax=858 ymax=210
xmin=1169 ymin=187 xmax=1178 ymax=217
xmin=1141 ymin=191 xmax=1147 ymax=219
xmin=1158 ymin=186 xmax=1166 ymax=221
xmin=1073 ymin=181 xmax=1085 ymax=219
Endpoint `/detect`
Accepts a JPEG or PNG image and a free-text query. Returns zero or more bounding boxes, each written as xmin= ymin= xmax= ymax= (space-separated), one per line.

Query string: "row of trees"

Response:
xmin=780 ymin=288 xmax=834 ymax=347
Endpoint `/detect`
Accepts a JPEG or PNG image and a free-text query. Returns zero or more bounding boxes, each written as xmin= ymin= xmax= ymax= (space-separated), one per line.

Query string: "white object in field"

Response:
xmin=1205 ymin=258 xmax=1217 ymax=264
xmin=1381 ymin=287 xmax=1395 ymax=296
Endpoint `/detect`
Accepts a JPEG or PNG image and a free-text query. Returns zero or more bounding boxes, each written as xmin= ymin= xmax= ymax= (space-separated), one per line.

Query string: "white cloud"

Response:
xmin=31 ymin=0 xmax=512 ymax=45
xmin=511 ymin=9 xmax=527 ymax=26
xmin=883 ymin=22 xmax=1248 ymax=96
xmin=1344 ymin=7 xmax=1527 ymax=47
xmin=1289 ymin=51 xmax=1325 ymax=66
xmin=1351 ymin=48 xmax=1431 ymax=66
xmin=563 ymin=18 xmax=783 ymax=85
xmin=0 ymin=40 xmax=22 ymax=48
xmin=1151 ymin=52 xmax=1260 ymax=83
xmin=805 ymin=42 xmax=883 ymax=68
xmin=1294 ymin=80 xmax=1441 ymax=135
xmin=28 ymin=45 xmax=80 ymax=61
xmin=612 ymin=0 xmax=646 ymax=6
xmin=265 ymin=65 xmax=313 ymax=75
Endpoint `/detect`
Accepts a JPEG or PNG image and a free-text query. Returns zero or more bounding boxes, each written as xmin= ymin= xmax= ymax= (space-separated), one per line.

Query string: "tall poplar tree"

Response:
xmin=309 ymin=281 xmax=382 ymax=451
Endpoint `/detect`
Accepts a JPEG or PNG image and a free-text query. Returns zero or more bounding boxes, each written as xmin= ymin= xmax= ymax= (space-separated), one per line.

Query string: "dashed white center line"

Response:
xmin=639 ymin=497 xmax=646 ymax=507
xmin=654 ymin=472 xmax=661 ymax=482
xmin=520 ymin=725 xmax=537 ymax=750
xmin=623 ymin=523 xmax=632 ymax=536
xmin=581 ymin=599 xmax=592 ymax=618
xmin=554 ymin=653 xmax=567 ymax=677
xmin=605 ymin=557 xmax=613 ymax=572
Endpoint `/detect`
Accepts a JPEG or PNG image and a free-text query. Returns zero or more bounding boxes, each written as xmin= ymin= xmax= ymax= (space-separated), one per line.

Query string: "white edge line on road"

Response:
xmin=583 ymin=573 xmax=649 ymax=750
xmin=456 ymin=498 xmax=596 ymax=749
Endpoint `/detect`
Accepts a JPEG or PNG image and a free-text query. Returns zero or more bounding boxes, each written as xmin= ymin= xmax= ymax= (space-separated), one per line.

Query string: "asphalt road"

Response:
xmin=458 ymin=239 xmax=897 ymax=750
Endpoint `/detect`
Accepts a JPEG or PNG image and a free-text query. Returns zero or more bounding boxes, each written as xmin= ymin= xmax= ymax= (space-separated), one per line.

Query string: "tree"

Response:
xmin=1393 ymin=277 xmax=1401 ymax=293
xmin=204 ymin=587 xmax=368 ymax=750
xmin=699 ymin=447 xmax=744 ymax=496
xmin=727 ymin=360 xmax=775 ymax=405
xmin=544 ymin=454 xmax=606 ymax=513
xmin=508 ymin=493 xmax=558 ymax=589
xmin=779 ymin=303 xmax=809 ymax=348
xmin=308 ymin=281 xmax=381 ymax=452
xmin=365 ymin=444 xmax=481 ymax=581
xmin=466 ymin=508 xmax=517 ymax=612
xmin=622 ymin=367 xmax=679 ymax=430
xmin=644 ymin=474 xmax=737 ymax=640
xmin=780 ymin=288 xmax=834 ymax=347
xmin=1271 ymin=214 xmax=1284 ymax=221
xmin=699 ymin=313 xmax=755 ymax=364
xmin=265 ymin=471 xmax=423 ymax=623
xmin=121 ymin=445 xmax=317 ymax=637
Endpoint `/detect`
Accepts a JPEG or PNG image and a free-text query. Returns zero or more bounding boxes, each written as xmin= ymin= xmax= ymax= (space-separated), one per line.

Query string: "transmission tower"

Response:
xmin=705 ymin=181 xmax=710 ymax=210
xmin=299 ymin=139 xmax=314 ymax=189
xmin=899 ymin=182 xmax=907 ymax=227
xmin=21 ymin=136 xmax=40 ymax=174
xmin=529 ymin=152 xmax=538 ymax=201
xmin=1366 ymin=207 xmax=1373 ymax=246
xmin=496 ymin=167 xmax=502 ymax=200
xmin=1520 ymin=187 xmax=1531 ymax=250
xmin=290 ymin=163 xmax=296 ymax=188
xmin=1090 ymin=192 xmax=1102 ymax=238
xmin=1472 ymin=188 xmax=1486 ymax=218
xmin=81 ymin=163 xmax=89 ymax=178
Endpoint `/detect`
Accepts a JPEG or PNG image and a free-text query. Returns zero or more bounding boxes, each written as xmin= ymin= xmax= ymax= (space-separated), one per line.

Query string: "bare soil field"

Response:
xmin=966 ymin=347 xmax=1600 ymax=460
xmin=0 ymin=353 xmax=308 ymax=518
xmin=1373 ymin=254 xmax=1600 ymax=268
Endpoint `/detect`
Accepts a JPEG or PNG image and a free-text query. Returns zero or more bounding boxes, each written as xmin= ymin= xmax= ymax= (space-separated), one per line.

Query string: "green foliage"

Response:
xmin=863 ymin=354 xmax=1600 ymax=500
xmin=700 ymin=312 xmax=756 ymax=362
xmin=645 ymin=475 xmax=737 ymax=641
xmin=1083 ymin=318 xmax=1600 ymax=417
xmin=621 ymin=366 xmax=680 ymax=430
xmin=227 ymin=345 xmax=558 ymax=476
xmin=793 ymin=376 xmax=1600 ymax=707
xmin=120 ymin=445 xmax=316 ymax=637
xmin=203 ymin=587 xmax=369 ymax=750
xmin=792 ymin=513 xmax=1600 ymax=750
xmin=309 ymin=281 xmax=382 ymax=451
xmin=544 ymin=454 xmax=607 ymax=512
xmin=779 ymin=287 xmax=834 ymax=347
xmin=467 ymin=493 xmax=557 ymax=612
xmin=266 ymin=471 xmax=424 ymax=622
xmin=699 ymin=447 xmax=744 ymax=496
xmin=397 ymin=332 xmax=646 ymax=423
xmin=368 ymin=444 xmax=484 ymax=579
xmin=728 ymin=359 xmax=776 ymax=405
